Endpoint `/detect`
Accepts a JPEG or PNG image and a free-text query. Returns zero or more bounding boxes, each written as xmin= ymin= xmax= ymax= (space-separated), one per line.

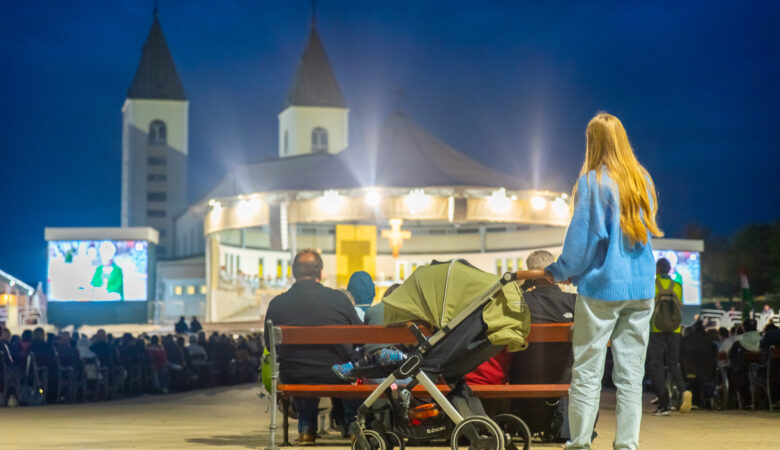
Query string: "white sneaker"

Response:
xmin=7 ymin=395 xmax=18 ymax=407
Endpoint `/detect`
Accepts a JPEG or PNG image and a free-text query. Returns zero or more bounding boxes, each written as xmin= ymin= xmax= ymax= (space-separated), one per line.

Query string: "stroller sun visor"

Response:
xmin=382 ymin=260 xmax=531 ymax=352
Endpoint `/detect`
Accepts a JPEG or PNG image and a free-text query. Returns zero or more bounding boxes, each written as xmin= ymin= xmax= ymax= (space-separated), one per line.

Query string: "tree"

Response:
xmin=731 ymin=223 xmax=775 ymax=296
xmin=682 ymin=222 xmax=780 ymax=300
xmin=683 ymin=223 xmax=735 ymax=299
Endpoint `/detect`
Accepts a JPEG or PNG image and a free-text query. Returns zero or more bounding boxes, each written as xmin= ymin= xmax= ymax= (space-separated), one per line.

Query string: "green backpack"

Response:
xmin=260 ymin=347 xmax=274 ymax=393
xmin=653 ymin=278 xmax=682 ymax=332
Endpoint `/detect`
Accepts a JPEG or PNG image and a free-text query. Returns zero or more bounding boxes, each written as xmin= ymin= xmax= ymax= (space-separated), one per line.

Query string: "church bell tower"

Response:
xmin=278 ymin=17 xmax=348 ymax=158
xmin=121 ymin=9 xmax=188 ymax=258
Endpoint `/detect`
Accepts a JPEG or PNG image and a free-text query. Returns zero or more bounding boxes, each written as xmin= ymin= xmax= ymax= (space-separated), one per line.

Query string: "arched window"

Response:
xmin=149 ymin=120 xmax=167 ymax=145
xmin=311 ymin=127 xmax=328 ymax=153
xmin=284 ymin=130 xmax=289 ymax=155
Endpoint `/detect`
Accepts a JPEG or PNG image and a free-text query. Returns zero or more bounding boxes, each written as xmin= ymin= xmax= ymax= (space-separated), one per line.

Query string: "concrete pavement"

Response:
xmin=0 ymin=384 xmax=777 ymax=449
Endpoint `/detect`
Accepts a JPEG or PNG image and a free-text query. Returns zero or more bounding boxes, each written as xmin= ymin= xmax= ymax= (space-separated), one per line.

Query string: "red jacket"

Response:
xmin=465 ymin=348 xmax=510 ymax=385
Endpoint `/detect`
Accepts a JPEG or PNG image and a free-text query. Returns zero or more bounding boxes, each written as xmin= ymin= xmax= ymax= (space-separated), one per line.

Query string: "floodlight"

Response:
xmin=531 ymin=195 xmax=547 ymax=210
xmin=488 ymin=188 xmax=511 ymax=213
xmin=365 ymin=189 xmax=381 ymax=206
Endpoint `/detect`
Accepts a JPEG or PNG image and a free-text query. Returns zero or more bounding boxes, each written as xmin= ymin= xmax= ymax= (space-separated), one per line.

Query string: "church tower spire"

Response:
xmin=127 ymin=11 xmax=186 ymax=101
xmin=121 ymin=8 xmax=189 ymax=258
xmin=278 ymin=14 xmax=348 ymax=157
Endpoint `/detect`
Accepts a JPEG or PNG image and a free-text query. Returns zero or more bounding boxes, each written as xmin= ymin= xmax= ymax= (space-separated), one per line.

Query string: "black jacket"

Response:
xmin=510 ymin=282 xmax=575 ymax=385
xmin=265 ymin=279 xmax=361 ymax=383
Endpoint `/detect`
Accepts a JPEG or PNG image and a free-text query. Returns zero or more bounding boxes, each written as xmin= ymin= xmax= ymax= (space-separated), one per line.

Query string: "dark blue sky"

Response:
xmin=1 ymin=1 xmax=778 ymax=285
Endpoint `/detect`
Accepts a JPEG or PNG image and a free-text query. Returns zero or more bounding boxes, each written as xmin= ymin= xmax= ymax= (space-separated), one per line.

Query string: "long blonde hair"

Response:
xmin=572 ymin=113 xmax=663 ymax=244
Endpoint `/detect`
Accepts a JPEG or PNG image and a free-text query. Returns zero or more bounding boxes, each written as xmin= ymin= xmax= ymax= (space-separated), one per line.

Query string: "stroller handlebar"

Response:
xmin=501 ymin=269 xmax=547 ymax=284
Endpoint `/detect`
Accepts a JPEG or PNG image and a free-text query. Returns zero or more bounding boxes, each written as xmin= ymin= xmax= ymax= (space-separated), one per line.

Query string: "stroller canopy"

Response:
xmin=383 ymin=260 xmax=531 ymax=352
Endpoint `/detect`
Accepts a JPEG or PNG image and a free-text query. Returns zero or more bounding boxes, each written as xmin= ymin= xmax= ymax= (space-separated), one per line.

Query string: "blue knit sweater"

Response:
xmin=546 ymin=169 xmax=656 ymax=301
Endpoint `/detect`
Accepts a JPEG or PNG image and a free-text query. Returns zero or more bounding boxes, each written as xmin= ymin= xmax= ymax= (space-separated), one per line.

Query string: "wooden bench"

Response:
xmin=266 ymin=322 xmax=573 ymax=447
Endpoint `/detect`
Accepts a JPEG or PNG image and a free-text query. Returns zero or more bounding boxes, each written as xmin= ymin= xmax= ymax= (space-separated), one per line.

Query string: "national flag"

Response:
xmin=740 ymin=269 xmax=754 ymax=320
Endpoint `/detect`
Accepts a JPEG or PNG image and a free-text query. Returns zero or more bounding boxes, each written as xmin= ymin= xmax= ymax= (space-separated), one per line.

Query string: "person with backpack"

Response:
xmin=648 ymin=257 xmax=692 ymax=415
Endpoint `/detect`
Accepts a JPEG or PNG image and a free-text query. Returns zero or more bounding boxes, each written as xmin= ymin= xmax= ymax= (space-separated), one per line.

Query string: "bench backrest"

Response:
xmin=275 ymin=323 xmax=572 ymax=345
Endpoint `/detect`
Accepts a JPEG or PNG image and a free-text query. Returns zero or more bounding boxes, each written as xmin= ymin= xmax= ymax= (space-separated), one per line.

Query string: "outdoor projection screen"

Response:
xmin=47 ymin=240 xmax=149 ymax=301
xmin=653 ymin=250 xmax=702 ymax=305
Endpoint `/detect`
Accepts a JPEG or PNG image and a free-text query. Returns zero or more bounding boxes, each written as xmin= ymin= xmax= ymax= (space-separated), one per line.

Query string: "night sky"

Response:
xmin=1 ymin=1 xmax=778 ymax=286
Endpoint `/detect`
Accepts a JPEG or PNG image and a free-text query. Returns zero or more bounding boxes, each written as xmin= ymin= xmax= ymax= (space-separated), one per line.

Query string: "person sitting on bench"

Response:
xmin=265 ymin=249 xmax=363 ymax=446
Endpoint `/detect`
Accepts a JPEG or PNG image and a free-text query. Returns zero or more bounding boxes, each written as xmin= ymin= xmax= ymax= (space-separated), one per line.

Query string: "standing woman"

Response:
xmin=545 ymin=113 xmax=663 ymax=450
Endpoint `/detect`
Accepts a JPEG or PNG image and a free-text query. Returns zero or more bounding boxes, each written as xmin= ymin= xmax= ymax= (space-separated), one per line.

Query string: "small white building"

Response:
xmin=0 ymin=269 xmax=37 ymax=328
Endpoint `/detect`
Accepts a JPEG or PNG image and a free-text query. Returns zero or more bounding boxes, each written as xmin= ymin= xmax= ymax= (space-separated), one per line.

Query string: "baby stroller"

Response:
xmin=351 ymin=260 xmax=541 ymax=450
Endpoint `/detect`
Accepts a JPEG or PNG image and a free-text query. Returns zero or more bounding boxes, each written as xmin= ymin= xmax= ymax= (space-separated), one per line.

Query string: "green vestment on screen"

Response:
xmin=91 ymin=263 xmax=124 ymax=300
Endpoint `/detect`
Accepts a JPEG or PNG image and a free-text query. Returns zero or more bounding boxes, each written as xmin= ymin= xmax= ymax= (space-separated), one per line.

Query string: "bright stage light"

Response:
xmin=405 ymin=189 xmax=429 ymax=214
xmin=237 ymin=198 xmax=261 ymax=219
xmin=208 ymin=199 xmax=216 ymax=206
xmin=319 ymin=190 xmax=343 ymax=213
xmin=552 ymin=198 xmax=569 ymax=218
xmin=488 ymin=188 xmax=511 ymax=214
xmin=365 ymin=189 xmax=381 ymax=206
xmin=531 ymin=195 xmax=547 ymax=210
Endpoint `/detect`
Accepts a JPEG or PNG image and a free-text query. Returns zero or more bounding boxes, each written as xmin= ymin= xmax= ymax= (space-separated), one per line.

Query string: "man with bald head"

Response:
xmin=265 ymin=249 xmax=362 ymax=445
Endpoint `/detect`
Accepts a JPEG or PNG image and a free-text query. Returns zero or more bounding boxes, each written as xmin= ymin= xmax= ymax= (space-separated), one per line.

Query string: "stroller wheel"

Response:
xmin=493 ymin=414 xmax=531 ymax=450
xmin=450 ymin=416 xmax=504 ymax=450
xmin=351 ymin=429 xmax=387 ymax=450
xmin=385 ymin=431 xmax=405 ymax=450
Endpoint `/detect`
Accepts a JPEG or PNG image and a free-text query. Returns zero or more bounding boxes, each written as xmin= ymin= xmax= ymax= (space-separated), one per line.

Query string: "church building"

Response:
xmin=117 ymin=9 xmax=699 ymax=324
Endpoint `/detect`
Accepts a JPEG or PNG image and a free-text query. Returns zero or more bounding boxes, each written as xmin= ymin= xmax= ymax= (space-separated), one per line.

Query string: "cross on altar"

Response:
xmin=381 ymin=218 xmax=411 ymax=258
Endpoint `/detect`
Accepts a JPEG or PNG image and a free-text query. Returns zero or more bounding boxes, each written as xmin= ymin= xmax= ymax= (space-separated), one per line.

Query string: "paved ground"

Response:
xmin=1 ymin=384 xmax=777 ymax=449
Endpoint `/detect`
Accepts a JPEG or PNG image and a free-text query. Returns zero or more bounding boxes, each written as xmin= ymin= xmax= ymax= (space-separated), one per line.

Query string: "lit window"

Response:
xmin=199 ymin=285 xmax=207 ymax=295
xmin=186 ymin=285 xmax=195 ymax=295
xmin=149 ymin=120 xmax=167 ymax=145
xmin=173 ymin=286 xmax=182 ymax=296
xmin=311 ymin=127 xmax=328 ymax=153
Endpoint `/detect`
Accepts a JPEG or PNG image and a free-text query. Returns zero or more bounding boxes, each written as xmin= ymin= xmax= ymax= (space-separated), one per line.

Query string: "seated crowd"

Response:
xmin=674 ymin=313 xmax=780 ymax=410
xmin=0 ymin=319 xmax=263 ymax=407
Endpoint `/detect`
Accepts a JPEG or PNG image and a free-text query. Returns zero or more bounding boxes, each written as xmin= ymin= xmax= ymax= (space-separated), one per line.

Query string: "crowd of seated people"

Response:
xmin=0 ymin=319 xmax=263 ymax=407
xmin=671 ymin=312 xmax=780 ymax=410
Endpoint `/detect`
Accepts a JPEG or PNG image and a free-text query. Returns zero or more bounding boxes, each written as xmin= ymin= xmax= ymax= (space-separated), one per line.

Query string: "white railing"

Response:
xmin=699 ymin=309 xmax=743 ymax=329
